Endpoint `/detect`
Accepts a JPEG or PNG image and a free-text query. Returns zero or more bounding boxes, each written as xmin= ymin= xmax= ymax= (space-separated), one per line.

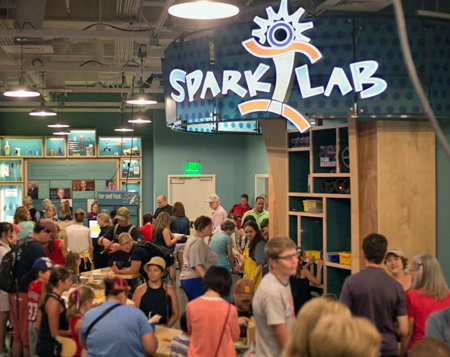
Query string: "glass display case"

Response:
xmin=67 ymin=130 xmax=96 ymax=157
xmin=45 ymin=136 xmax=67 ymax=157
xmin=120 ymin=180 xmax=141 ymax=199
xmin=0 ymin=184 xmax=23 ymax=221
xmin=120 ymin=158 xmax=142 ymax=179
xmin=98 ymin=137 xmax=142 ymax=157
xmin=0 ymin=137 xmax=43 ymax=157
xmin=0 ymin=159 xmax=23 ymax=182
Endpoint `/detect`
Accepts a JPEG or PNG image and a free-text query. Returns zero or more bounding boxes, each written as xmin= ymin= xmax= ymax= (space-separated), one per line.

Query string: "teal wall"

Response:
xmin=152 ymin=110 xmax=268 ymax=213
xmin=0 ymin=110 xmax=268 ymax=215
xmin=436 ymin=121 xmax=450 ymax=282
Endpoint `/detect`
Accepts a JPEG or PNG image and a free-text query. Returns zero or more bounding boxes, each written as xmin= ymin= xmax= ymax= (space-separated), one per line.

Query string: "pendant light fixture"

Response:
xmin=49 ymin=102 xmax=70 ymax=129
xmin=115 ymin=103 xmax=134 ymax=132
xmin=4 ymin=38 xmax=40 ymax=98
xmin=126 ymin=45 xmax=157 ymax=105
xmin=128 ymin=109 xmax=151 ymax=124
xmin=53 ymin=129 xmax=71 ymax=135
xmin=30 ymin=72 xmax=56 ymax=117
xmin=168 ymin=0 xmax=239 ymax=20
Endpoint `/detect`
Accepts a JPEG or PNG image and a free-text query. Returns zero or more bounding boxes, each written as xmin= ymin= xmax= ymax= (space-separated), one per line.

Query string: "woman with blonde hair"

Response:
xmin=282 ymin=297 xmax=351 ymax=357
xmin=93 ymin=213 xmax=111 ymax=269
xmin=63 ymin=209 xmax=93 ymax=273
xmin=111 ymin=233 xmax=134 ymax=269
xmin=22 ymin=195 xmax=37 ymax=221
xmin=152 ymin=212 xmax=181 ymax=284
xmin=308 ymin=314 xmax=381 ymax=357
xmin=14 ymin=206 xmax=34 ymax=240
xmin=402 ymin=254 xmax=450 ymax=354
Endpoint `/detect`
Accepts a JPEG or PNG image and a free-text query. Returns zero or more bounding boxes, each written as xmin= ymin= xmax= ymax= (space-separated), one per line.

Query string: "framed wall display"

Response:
xmin=0 ymin=184 xmax=23 ymax=221
xmin=98 ymin=136 xmax=142 ymax=157
xmin=0 ymin=159 xmax=23 ymax=182
xmin=120 ymin=158 xmax=142 ymax=179
xmin=0 ymin=136 xmax=43 ymax=157
xmin=120 ymin=180 xmax=142 ymax=199
xmin=45 ymin=136 xmax=67 ymax=157
xmin=67 ymin=129 xmax=96 ymax=157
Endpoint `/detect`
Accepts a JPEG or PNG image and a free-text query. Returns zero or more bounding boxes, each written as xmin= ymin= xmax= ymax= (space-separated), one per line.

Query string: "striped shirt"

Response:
xmin=170 ymin=334 xmax=190 ymax=357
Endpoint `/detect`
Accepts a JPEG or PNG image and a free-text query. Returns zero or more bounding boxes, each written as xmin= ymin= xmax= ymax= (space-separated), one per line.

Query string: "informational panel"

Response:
xmin=26 ymin=160 xmax=118 ymax=209
xmin=97 ymin=190 xmax=139 ymax=226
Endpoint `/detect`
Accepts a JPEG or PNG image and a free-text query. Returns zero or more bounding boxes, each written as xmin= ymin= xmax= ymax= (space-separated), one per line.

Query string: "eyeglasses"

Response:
xmin=276 ymin=252 xmax=300 ymax=261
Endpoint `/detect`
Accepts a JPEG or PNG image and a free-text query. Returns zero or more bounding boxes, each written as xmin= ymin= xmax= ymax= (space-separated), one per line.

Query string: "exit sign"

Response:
xmin=184 ymin=162 xmax=200 ymax=175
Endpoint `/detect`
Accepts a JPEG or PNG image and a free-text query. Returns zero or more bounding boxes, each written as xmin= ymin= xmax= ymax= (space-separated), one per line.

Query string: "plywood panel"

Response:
xmin=377 ymin=121 xmax=436 ymax=260
xmin=261 ymin=119 xmax=288 ymax=237
xmin=356 ymin=122 xmax=379 ymax=241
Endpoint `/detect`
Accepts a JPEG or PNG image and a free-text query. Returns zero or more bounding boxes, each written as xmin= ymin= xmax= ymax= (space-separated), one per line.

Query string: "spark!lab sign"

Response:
xmin=168 ymin=0 xmax=388 ymax=133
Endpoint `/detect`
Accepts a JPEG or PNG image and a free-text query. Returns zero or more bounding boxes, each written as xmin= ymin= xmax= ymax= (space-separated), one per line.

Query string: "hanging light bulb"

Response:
xmin=48 ymin=101 xmax=69 ymax=128
xmin=53 ymin=129 xmax=70 ymax=136
xmin=115 ymin=102 xmax=134 ymax=132
xmin=4 ymin=39 xmax=40 ymax=98
xmin=126 ymin=88 xmax=157 ymax=105
xmin=128 ymin=111 xmax=151 ymax=124
xmin=30 ymin=102 xmax=57 ymax=117
xmin=126 ymin=48 xmax=157 ymax=105
xmin=169 ymin=0 xmax=239 ymax=20
xmin=30 ymin=72 xmax=56 ymax=116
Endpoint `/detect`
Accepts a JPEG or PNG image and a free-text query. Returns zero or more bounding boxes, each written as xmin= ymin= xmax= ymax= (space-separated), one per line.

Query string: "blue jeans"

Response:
xmin=181 ymin=278 xmax=204 ymax=301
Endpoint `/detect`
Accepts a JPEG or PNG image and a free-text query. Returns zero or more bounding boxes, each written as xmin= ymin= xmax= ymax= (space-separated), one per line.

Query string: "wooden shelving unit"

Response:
xmin=287 ymin=124 xmax=353 ymax=297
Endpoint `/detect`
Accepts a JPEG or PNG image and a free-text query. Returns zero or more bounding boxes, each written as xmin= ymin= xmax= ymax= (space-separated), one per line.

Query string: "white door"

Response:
xmin=168 ymin=175 xmax=216 ymax=222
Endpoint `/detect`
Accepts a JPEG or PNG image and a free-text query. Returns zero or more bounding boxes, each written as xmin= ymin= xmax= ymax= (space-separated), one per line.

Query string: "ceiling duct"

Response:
xmin=316 ymin=0 xmax=392 ymax=12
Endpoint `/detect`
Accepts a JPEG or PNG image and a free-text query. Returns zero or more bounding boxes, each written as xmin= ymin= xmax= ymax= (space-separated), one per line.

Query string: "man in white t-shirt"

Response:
xmin=252 ymin=236 xmax=297 ymax=356
xmin=206 ymin=194 xmax=227 ymax=229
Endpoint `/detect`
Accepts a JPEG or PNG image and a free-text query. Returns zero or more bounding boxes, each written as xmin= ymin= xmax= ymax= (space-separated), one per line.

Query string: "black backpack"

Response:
xmin=144 ymin=242 xmax=175 ymax=267
xmin=0 ymin=238 xmax=34 ymax=293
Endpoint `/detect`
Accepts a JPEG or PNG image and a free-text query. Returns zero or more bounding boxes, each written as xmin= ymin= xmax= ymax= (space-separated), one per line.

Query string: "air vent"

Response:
xmin=1 ymin=45 xmax=54 ymax=54
xmin=316 ymin=0 xmax=392 ymax=12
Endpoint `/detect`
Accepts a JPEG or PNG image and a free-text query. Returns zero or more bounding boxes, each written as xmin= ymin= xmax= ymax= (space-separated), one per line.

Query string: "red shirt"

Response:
xmin=27 ymin=280 xmax=44 ymax=322
xmin=229 ymin=204 xmax=252 ymax=229
xmin=406 ymin=289 xmax=450 ymax=352
xmin=45 ymin=239 xmax=65 ymax=266
xmin=70 ymin=315 xmax=83 ymax=357
xmin=140 ymin=224 xmax=152 ymax=243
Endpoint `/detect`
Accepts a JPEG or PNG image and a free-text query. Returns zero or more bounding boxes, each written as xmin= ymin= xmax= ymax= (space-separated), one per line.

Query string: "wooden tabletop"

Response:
xmin=80 ymin=267 xmax=141 ymax=280
xmin=153 ymin=325 xmax=183 ymax=357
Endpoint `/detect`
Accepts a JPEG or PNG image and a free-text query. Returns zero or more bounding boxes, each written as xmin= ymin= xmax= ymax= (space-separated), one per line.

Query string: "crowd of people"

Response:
xmin=0 ymin=192 xmax=449 ymax=357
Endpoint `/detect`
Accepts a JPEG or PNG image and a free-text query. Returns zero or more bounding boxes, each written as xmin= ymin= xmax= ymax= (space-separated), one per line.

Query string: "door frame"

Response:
xmin=167 ymin=174 xmax=216 ymax=204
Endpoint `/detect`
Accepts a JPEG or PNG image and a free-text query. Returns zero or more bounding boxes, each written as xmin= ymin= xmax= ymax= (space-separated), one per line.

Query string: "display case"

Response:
xmin=67 ymin=129 xmax=96 ymax=157
xmin=0 ymin=136 xmax=43 ymax=157
xmin=0 ymin=184 xmax=23 ymax=221
xmin=0 ymin=159 xmax=23 ymax=182
xmin=120 ymin=158 xmax=142 ymax=179
xmin=98 ymin=137 xmax=142 ymax=157
xmin=45 ymin=136 xmax=67 ymax=157
xmin=120 ymin=180 xmax=142 ymax=199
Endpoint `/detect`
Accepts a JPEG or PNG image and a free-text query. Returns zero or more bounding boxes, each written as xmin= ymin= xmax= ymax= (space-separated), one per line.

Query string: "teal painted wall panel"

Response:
xmin=436 ymin=121 xmax=450 ymax=282
xmin=152 ymin=110 xmax=268 ymax=215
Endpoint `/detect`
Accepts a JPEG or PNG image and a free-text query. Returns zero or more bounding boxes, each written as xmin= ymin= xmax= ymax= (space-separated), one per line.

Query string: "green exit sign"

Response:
xmin=184 ymin=162 xmax=200 ymax=175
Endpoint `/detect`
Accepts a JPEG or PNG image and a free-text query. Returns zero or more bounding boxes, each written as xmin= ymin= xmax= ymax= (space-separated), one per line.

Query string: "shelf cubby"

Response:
xmin=326 ymin=198 xmax=351 ymax=252
xmin=289 ymin=151 xmax=310 ymax=193
xmin=300 ymin=216 xmax=323 ymax=251
xmin=326 ymin=266 xmax=351 ymax=297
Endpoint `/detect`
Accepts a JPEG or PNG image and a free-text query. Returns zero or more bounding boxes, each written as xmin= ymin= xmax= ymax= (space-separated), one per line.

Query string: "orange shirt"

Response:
xmin=187 ymin=297 xmax=240 ymax=357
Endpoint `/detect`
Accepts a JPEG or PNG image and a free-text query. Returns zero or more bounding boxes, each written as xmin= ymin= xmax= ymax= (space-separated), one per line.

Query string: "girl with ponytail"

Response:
xmin=35 ymin=266 xmax=72 ymax=356
xmin=67 ymin=286 xmax=95 ymax=357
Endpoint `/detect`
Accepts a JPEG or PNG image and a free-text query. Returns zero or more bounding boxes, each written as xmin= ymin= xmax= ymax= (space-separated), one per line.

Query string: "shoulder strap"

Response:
xmin=215 ymin=303 xmax=231 ymax=357
xmin=127 ymin=225 xmax=135 ymax=234
xmin=85 ymin=303 xmax=121 ymax=337
xmin=113 ymin=224 xmax=119 ymax=236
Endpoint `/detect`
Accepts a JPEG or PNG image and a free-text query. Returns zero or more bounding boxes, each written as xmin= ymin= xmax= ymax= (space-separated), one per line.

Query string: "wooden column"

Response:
xmin=355 ymin=120 xmax=436 ymax=262
xmin=260 ymin=119 xmax=288 ymax=238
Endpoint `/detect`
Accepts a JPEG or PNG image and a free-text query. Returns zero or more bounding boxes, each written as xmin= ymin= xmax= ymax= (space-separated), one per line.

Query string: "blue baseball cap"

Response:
xmin=32 ymin=257 xmax=55 ymax=272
